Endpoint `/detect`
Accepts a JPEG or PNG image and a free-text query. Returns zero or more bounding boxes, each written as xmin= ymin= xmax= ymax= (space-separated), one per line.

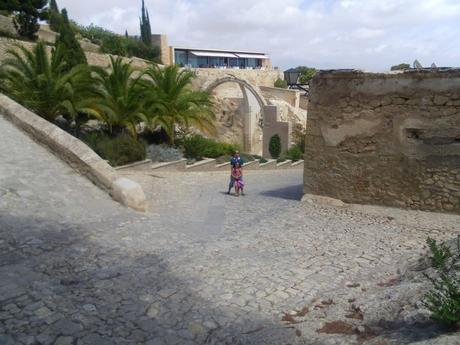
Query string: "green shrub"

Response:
xmin=101 ymin=35 xmax=127 ymax=56
xmin=259 ymin=157 xmax=268 ymax=164
xmin=83 ymin=132 xmax=146 ymax=166
xmin=286 ymin=146 xmax=303 ymax=161
xmin=423 ymin=236 xmax=460 ymax=327
xmin=269 ymin=134 xmax=282 ymax=159
xmin=182 ymin=135 xmax=239 ymax=160
xmin=274 ymin=78 xmax=287 ymax=89
xmin=277 ymin=157 xmax=286 ymax=163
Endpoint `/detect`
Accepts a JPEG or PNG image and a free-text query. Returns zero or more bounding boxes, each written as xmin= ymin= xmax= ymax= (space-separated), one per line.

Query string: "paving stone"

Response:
xmin=0 ymin=115 xmax=459 ymax=345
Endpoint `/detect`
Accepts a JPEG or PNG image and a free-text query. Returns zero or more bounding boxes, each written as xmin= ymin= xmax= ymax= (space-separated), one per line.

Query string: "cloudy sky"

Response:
xmin=57 ymin=0 xmax=460 ymax=71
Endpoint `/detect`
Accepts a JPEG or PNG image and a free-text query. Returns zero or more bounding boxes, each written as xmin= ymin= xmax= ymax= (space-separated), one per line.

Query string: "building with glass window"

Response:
xmin=151 ymin=35 xmax=272 ymax=69
xmin=172 ymin=47 xmax=271 ymax=69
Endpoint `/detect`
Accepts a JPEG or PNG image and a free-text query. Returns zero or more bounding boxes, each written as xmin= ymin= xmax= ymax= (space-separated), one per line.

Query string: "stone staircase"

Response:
xmin=115 ymin=158 xmax=304 ymax=172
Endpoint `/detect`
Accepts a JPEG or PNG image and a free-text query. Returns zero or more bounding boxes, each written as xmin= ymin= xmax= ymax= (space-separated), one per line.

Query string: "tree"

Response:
xmin=145 ymin=64 xmax=216 ymax=145
xmin=269 ymin=134 xmax=282 ymax=159
xmin=0 ymin=0 xmax=48 ymax=40
xmin=139 ymin=0 xmax=152 ymax=46
xmin=48 ymin=0 xmax=62 ymax=32
xmin=391 ymin=63 xmax=410 ymax=71
xmin=296 ymin=66 xmax=316 ymax=84
xmin=274 ymin=78 xmax=287 ymax=89
xmin=55 ymin=8 xmax=87 ymax=72
xmin=89 ymin=57 xmax=150 ymax=138
xmin=0 ymin=41 xmax=94 ymax=127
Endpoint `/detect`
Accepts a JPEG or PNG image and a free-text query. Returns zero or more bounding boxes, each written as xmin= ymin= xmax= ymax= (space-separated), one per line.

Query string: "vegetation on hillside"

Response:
xmin=55 ymin=8 xmax=87 ymax=72
xmin=0 ymin=41 xmax=215 ymax=165
xmin=0 ymin=0 xmax=47 ymax=40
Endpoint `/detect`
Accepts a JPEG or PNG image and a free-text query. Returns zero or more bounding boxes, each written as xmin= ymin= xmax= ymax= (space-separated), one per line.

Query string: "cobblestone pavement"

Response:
xmin=1 ymin=115 xmax=460 ymax=345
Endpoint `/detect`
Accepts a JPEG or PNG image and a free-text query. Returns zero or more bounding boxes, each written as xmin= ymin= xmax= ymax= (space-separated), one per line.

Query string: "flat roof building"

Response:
xmin=152 ymin=35 xmax=272 ymax=70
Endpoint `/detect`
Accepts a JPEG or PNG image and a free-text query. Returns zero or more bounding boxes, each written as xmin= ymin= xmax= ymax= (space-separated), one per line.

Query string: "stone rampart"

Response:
xmin=304 ymin=69 xmax=460 ymax=214
xmin=0 ymin=93 xmax=147 ymax=212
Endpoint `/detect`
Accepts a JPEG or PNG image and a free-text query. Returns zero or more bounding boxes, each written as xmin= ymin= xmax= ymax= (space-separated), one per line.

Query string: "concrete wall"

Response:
xmin=304 ymin=69 xmax=460 ymax=214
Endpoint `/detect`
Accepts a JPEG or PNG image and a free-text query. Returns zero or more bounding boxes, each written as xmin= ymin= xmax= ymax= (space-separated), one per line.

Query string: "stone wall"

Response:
xmin=260 ymin=86 xmax=300 ymax=108
xmin=193 ymin=68 xmax=283 ymax=89
xmin=0 ymin=37 xmax=149 ymax=70
xmin=304 ymin=69 xmax=460 ymax=214
xmin=0 ymin=14 xmax=15 ymax=35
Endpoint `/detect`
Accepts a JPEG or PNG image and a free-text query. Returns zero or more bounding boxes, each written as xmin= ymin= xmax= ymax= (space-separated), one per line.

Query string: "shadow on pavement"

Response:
xmin=0 ymin=214 xmax=300 ymax=345
xmin=260 ymin=184 xmax=304 ymax=201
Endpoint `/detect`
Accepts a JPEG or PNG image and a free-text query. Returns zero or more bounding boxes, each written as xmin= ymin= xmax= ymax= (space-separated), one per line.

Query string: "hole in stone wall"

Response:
xmin=404 ymin=128 xmax=460 ymax=145
xmin=405 ymin=128 xmax=420 ymax=139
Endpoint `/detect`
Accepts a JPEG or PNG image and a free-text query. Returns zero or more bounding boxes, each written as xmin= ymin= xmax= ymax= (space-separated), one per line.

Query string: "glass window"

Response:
xmin=174 ymin=50 xmax=188 ymax=67
xmin=229 ymin=58 xmax=239 ymax=68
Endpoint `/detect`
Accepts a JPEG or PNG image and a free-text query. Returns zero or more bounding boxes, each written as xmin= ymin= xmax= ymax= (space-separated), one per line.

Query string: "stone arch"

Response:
xmin=204 ymin=76 xmax=267 ymax=154
xmin=204 ymin=76 xmax=268 ymax=108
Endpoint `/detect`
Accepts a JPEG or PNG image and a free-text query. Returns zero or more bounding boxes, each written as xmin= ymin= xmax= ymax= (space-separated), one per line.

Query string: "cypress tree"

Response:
xmin=55 ymin=8 xmax=87 ymax=72
xmin=48 ymin=0 xmax=62 ymax=32
xmin=139 ymin=0 xmax=152 ymax=46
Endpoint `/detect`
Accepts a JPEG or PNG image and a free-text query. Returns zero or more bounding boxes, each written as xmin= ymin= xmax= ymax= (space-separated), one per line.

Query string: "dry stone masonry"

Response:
xmin=304 ymin=69 xmax=460 ymax=214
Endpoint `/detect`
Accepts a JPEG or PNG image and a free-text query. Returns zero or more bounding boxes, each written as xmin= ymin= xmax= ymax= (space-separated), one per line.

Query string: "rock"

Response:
xmin=146 ymin=304 xmax=160 ymax=318
xmin=82 ymin=304 xmax=97 ymax=313
xmin=402 ymin=309 xmax=431 ymax=325
xmin=54 ymin=319 xmax=83 ymax=336
xmin=110 ymin=178 xmax=148 ymax=212
xmin=54 ymin=337 xmax=74 ymax=345
xmin=0 ymin=335 xmax=15 ymax=345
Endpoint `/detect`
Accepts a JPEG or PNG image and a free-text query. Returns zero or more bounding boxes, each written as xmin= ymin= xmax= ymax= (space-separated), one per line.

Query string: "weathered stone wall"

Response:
xmin=0 ymin=37 xmax=149 ymax=70
xmin=193 ymin=68 xmax=283 ymax=89
xmin=304 ymin=69 xmax=460 ymax=214
xmin=260 ymin=86 xmax=300 ymax=108
xmin=0 ymin=14 xmax=15 ymax=35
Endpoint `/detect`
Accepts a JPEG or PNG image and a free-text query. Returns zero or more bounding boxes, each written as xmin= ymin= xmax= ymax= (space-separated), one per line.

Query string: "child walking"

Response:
xmin=231 ymin=163 xmax=244 ymax=196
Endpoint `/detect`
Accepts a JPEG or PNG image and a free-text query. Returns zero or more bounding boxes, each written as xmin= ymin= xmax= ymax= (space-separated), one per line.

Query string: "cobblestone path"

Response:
xmin=1 ymin=115 xmax=459 ymax=345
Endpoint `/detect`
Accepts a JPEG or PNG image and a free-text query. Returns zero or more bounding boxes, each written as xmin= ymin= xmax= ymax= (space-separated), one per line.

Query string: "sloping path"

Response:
xmin=1 ymin=114 xmax=459 ymax=345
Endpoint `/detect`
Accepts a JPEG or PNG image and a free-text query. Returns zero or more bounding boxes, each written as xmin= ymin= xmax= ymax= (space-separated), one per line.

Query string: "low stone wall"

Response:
xmin=0 ymin=14 xmax=15 ymax=35
xmin=260 ymin=86 xmax=300 ymax=108
xmin=0 ymin=37 xmax=150 ymax=70
xmin=0 ymin=94 xmax=147 ymax=211
xmin=193 ymin=68 xmax=283 ymax=89
xmin=304 ymin=69 xmax=460 ymax=214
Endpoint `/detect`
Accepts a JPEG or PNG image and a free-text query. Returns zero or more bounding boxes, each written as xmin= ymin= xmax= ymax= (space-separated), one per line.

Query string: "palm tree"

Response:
xmin=145 ymin=64 xmax=216 ymax=145
xmin=0 ymin=41 xmax=93 ymax=126
xmin=89 ymin=56 xmax=150 ymax=138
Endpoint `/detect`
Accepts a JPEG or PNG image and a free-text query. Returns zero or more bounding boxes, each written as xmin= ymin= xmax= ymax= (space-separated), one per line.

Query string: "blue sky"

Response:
xmin=57 ymin=0 xmax=460 ymax=71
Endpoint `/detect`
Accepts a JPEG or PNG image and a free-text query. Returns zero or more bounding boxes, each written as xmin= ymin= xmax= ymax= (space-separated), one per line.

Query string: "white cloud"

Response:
xmin=56 ymin=0 xmax=460 ymax=71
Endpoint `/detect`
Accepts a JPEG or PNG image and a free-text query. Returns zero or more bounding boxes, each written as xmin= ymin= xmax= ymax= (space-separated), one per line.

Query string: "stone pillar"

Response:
xmin=151 ymin=34 xmax=171 ymax=65
xmin=262 ymin=105 xmax=291 ymax=157
xmin=239 ymin=84 xmax=252 ymax=153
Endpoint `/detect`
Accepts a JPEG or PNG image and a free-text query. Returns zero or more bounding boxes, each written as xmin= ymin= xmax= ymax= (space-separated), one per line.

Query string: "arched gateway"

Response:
xmin=203 ymin=75 xmax=268 ymax=154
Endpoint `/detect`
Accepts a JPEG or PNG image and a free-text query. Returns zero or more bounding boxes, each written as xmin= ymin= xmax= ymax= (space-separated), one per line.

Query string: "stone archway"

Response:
xmin=204 ymin=76 xmax=268 ymax=154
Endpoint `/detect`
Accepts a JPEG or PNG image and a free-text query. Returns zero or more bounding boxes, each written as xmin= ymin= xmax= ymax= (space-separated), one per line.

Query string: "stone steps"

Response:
xmin=124 ymin=158 xmax=304 ymax=172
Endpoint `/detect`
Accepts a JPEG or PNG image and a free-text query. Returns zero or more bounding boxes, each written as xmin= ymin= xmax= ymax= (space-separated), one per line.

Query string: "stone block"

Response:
xmin=111 ymin=178 xmax=148 ymax=212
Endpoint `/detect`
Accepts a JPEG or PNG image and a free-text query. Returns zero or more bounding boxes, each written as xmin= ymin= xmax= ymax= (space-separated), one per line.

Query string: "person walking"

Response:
xmin=227 ymin=150 xmax=244 ymax=195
